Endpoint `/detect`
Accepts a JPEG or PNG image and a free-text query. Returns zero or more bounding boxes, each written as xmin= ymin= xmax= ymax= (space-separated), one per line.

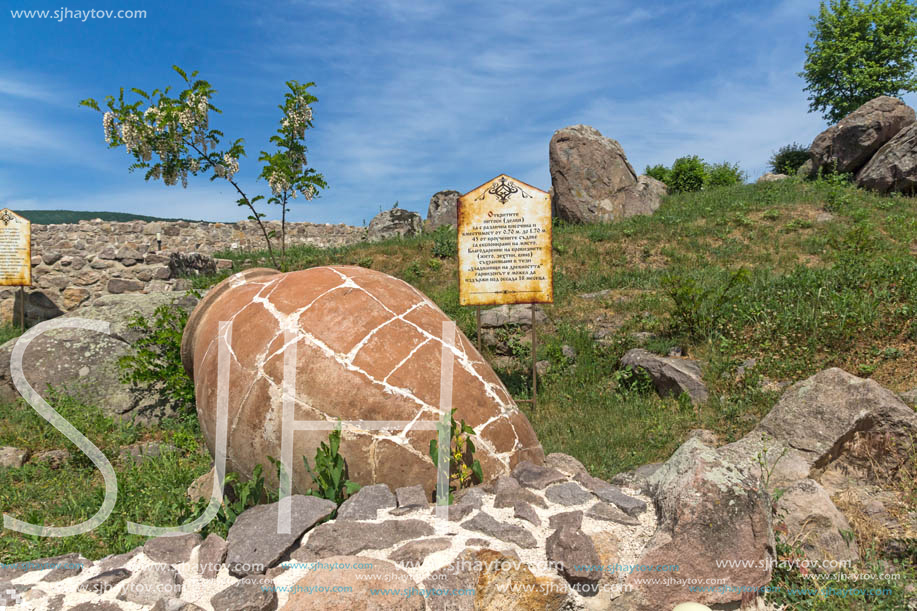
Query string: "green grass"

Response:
xmin=0 ymin=393 xmax=211 ymax=562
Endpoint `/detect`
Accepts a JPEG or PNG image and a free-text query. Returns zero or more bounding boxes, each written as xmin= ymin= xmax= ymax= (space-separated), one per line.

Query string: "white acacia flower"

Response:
xmin=302 ymin=185 xmax=315 ymax=200
xmin=120 ymin=121 xmax=143 ymax=155
xmin=103 ymin=112 xmax=116 ymax=144
xmin=268 ymin=172 xmax=290 ymax=196
xmin=179 ymin=108 xmax=195 ymax=130
xmin=223 ymin=153 xmax=239 ymax=180
xmin=190 ymin=159 xmax=200 ymax=173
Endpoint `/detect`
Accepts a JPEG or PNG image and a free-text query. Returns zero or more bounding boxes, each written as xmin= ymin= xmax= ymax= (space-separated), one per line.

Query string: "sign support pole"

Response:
xmin=531 ymin=303 xmax=537 ymax=412
xmin=18 ymin=286 xmax=24 ymax=329
xmin=476 ymin=306 xmax=482 ymax=352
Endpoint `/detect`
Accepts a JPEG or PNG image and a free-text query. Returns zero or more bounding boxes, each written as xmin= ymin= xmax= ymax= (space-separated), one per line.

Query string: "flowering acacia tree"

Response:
xmin=258 ymin=81 xmax=327 ymax=261
xmin=79 ymin=66 xmax=326 ymax=269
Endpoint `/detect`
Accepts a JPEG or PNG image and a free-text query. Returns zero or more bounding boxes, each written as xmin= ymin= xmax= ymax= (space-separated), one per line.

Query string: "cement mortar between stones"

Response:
xmin=9 ymin=482 xmax=656 ymax=610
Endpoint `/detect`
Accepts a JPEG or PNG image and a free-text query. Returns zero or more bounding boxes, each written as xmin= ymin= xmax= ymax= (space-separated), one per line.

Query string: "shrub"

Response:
xmin=644 ymin=164 xmax=670 ymax=184
xmin=118 ymin=294 xmax=198 ymax=417
xmin=646 ymin=158 xmax=745 ymax=192
xmin=662 ymin=267 xmax=750 ymax=341
xmin=768 ymin=143 xmax=810 ymax=175
xmin=668 ymin=155 xmax=708 ymax=193
xmin=706 ymin=161 xmax=746 ymax=187
xmin=431 ymin=224 xmax=457 ymax=259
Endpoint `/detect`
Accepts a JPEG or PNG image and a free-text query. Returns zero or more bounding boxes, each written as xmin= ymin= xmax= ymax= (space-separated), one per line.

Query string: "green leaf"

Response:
xmin=172 ymin=65 xmax=189 ymax=82
xmin=471 ymin=460 xmax=483 ymax=483
xmin=79 ymin=98 xmax=101 ymax=112
xmin=344 ymin=481 xmax=361 ymax=495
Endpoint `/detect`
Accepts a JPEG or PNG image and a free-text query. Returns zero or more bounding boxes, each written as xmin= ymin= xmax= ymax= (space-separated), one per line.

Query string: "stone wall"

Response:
xmin=1 ymin=219 xmax=365 ymax=325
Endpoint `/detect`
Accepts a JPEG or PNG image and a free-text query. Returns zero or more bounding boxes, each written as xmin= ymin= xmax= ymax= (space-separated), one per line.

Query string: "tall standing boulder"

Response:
xmin=856 ymin=121 xmax=917 ymax=193
xmin=425 ymin=190 xmax=460 ymax=230
xmin=550 ymin=125 xmax=664 ymax=223
xmin=800 ymin=96 xmax=915 ymax=177
xmin=181 ymin=265 xmax=543 ymax=497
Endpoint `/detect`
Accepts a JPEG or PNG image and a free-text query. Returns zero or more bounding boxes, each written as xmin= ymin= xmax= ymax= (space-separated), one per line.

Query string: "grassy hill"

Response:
xmin=1 ymin=177 xmax=914 ymax=609
xmin=12 ymin=210 xmax=187 ymax=224
xmin=205 ymin=177 xmax=917 ymax=474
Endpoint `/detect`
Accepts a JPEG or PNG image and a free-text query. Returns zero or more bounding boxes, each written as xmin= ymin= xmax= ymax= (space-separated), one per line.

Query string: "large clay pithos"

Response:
xmin=181 ymin=265 xmax=543 ymax=497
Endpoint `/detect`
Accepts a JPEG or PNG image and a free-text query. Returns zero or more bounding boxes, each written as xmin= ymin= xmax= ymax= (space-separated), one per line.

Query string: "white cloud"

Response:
xmin=0 ymin=75 xmax=55 ymax=103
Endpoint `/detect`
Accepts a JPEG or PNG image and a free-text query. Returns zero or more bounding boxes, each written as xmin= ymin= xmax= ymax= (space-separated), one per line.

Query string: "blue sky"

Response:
xmin=3 ymin=0 xmax=915 ymax=225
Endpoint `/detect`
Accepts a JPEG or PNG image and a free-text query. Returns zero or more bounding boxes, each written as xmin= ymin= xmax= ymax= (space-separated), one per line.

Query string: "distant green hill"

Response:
xmin=12 ymin=210 xmax=192 ymax=224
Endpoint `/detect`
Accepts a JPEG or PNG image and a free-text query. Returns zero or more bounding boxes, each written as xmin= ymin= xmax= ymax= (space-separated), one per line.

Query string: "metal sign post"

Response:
xmin=530 ymin=303 xmax=537 ymax=410
xmin=456 ymin=175 xmax=553 ymax=412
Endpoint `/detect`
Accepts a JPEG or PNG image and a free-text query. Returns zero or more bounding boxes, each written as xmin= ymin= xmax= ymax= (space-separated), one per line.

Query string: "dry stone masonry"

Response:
xmin=4 ymin=219 xmax=365 ymax=325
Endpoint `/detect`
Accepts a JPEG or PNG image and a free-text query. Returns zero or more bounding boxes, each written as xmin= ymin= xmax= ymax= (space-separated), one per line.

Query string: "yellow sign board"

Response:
xmin=457 ymin=175 xmax=553 ymax=306
xmin=0 ymin=209 xmax=31 ymax=287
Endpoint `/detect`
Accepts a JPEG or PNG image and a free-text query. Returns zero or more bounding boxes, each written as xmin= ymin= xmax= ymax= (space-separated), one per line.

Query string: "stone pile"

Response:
xmin=799 ymin=95 xmax=917 ymax=193
xmin=1 ymin=456 xmax=658 ymax=611
xmin=11 ymin=368 xmax=900 ymax=609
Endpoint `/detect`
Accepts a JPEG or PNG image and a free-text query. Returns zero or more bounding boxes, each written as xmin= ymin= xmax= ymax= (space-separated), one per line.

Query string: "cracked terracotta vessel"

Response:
xmin=181 ymin=265 xmax=543 ymax=497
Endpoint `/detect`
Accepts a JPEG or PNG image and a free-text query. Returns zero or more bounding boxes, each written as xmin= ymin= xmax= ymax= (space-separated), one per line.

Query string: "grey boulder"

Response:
xmin=619 ymin=348 xmax=708 ymax=404
xmin=0 ymin=292 xmax=199 ymax=424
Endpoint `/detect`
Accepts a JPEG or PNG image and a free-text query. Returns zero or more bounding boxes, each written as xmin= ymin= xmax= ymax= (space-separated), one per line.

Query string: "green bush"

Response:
xmin=645 ymin=157 xmax=745 ymax=192
xmin=662 ymin=267 xmax=750 ymax=341
xmin=118 ymin=294 xmax=198 ymax=417
xmin=644 ymin=164 xmax=670 ymax=184
xmin=668 ymin=155 xmax=708 ymax=193
xmin=431 ymin=224 xmax=457 ymax=259
xmin=706 ymin=161 xmax=746 ymax=187
xmin=768 ymin=142 xmax=810 ymax=175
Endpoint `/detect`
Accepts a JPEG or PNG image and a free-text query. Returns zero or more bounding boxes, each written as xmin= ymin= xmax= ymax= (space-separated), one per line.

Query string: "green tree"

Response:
xmin=801 ymin=0 xmax=917 ymax=123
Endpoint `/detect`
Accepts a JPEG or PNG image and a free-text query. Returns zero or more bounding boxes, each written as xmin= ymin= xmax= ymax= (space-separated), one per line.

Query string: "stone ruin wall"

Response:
xmin=1 ymin=219 xmax=365 ymax=325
